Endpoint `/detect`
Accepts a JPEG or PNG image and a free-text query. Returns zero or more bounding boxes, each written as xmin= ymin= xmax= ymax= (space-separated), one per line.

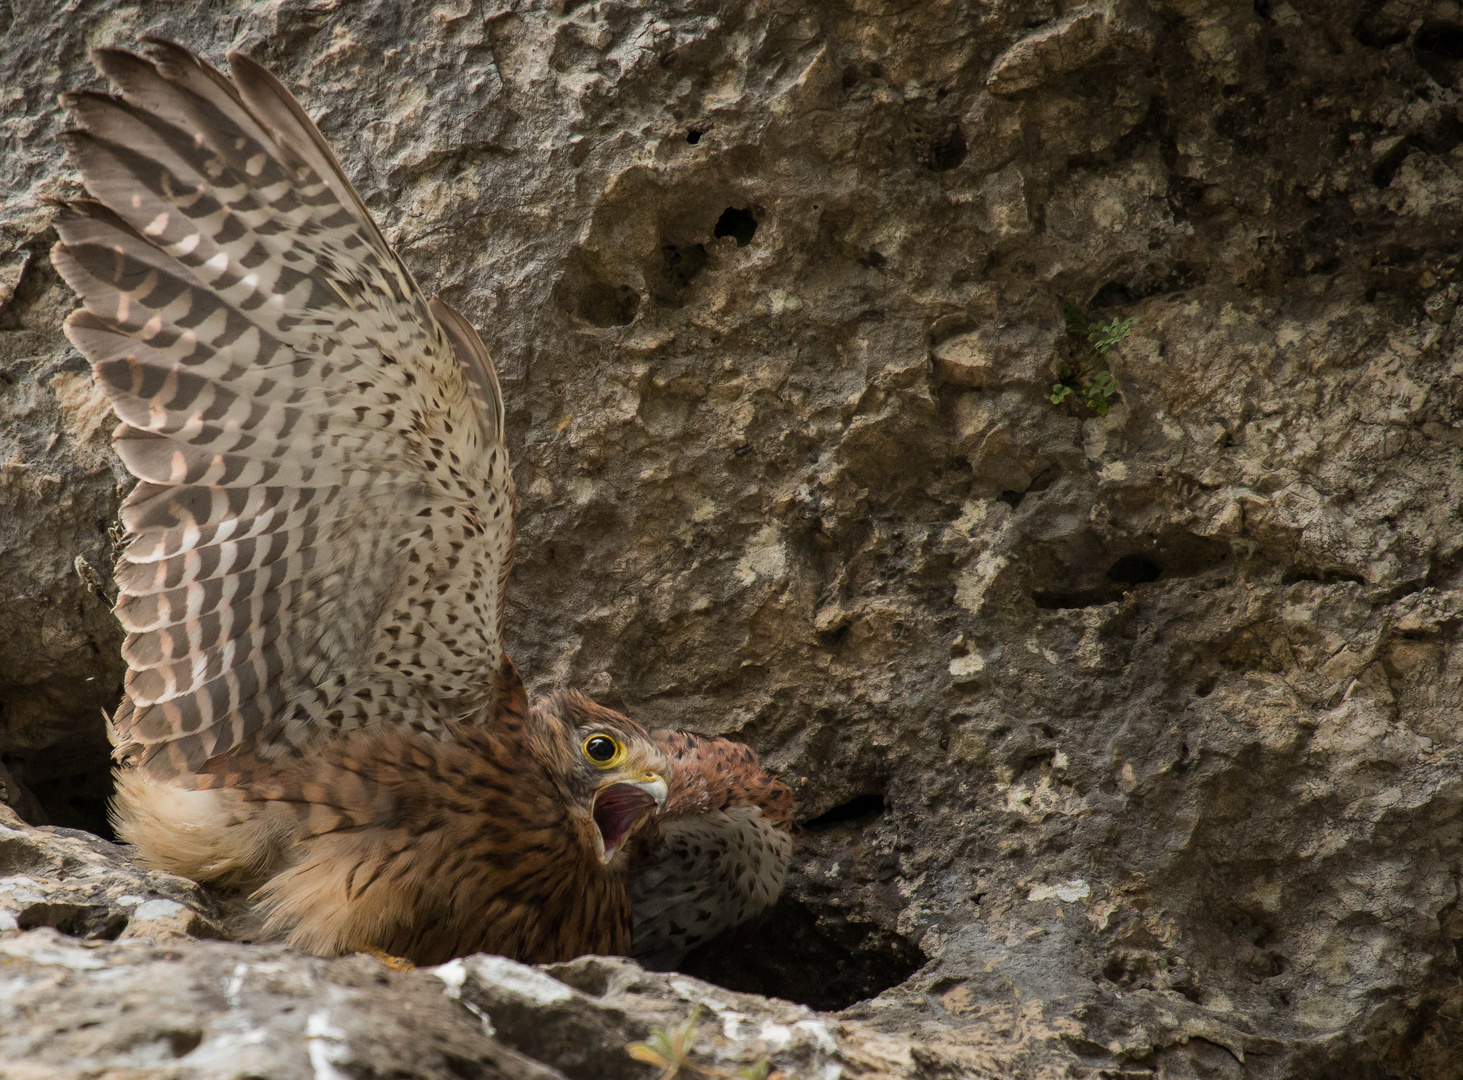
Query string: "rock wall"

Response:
xmin=3 ymin=0 xmax=1463 ymax=1076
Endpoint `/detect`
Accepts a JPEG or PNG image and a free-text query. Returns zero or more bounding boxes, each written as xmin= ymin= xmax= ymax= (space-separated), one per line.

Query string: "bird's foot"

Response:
xmin=359 ymin=947 xmax=415 ymax=972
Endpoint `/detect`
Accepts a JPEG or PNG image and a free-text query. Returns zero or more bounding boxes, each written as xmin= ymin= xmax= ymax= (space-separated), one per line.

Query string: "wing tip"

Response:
xmin=224 ymin=48 xmax=270 ymax=82
xmin=429 ymin=295 xmax=506 ymax=443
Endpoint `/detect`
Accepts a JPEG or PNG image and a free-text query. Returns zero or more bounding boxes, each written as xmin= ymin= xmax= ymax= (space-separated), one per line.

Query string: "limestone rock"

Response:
xmin=0 ymin=805 xmax=225 ymax=951
xmin=3 ymin=0 xmax=1463 ymax=1076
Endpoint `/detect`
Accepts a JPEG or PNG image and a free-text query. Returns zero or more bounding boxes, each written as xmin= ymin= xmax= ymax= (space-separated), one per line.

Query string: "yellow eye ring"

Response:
xmin=583 ymin=735 xmax=626 ymax=768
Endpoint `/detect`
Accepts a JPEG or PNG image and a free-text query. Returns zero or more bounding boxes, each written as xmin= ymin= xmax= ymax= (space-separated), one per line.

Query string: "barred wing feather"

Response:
xmin=50 ymin=40 xmax=513 ymax=781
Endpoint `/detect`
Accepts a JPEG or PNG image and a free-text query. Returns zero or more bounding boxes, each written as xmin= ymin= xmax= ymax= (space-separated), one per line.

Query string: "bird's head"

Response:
xmin=531 ymin=692 xmax=668 ymax=867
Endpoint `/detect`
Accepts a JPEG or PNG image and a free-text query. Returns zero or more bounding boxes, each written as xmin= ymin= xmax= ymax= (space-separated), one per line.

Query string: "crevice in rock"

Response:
xmin=1351 ymin=11 xmax=1410 ymax=50
xmin=1032 ymin=535 xmax=1231 ymax=610
xmin=922 ymin=126 xmax=967 ymax=172
xmin=1032 ymin=585 xmax=1118 ymax=611
xmin=1282 ymin=568 xmax=1368 ymax=588
xmin=1371 ymin=113 xmax=1463 ymax=188
xmin=804 ymin=793 xmax=886 ymax=829
xmin=554 ymin=250 xmax=642 ymax=328
xmin=999 ymin=465 xmax=1060 ymax=510
xmin=17 ymin=901 xmax=128 ymax=941
xmin=1108 ymin=554 xmax=1162 ymax=586
xmin=1089 ymin=281 xmax=1135 ymax=308
xmin=1373 ymin=142 xmax=1413 ymax=189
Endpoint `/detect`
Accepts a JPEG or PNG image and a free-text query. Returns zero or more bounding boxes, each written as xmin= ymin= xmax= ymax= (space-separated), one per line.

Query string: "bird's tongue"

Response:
xmin=593 ymin=783 xmax=656 ymax=860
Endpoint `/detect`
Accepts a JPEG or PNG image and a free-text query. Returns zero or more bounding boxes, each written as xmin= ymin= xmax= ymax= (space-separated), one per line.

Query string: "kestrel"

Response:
xmin=49 ymin=39 xmax=794 ymax=966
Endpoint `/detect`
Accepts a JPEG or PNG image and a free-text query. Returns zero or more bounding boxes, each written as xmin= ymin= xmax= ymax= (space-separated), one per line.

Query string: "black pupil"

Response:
xmin=587 ymin=737 xmax=616 ymax=762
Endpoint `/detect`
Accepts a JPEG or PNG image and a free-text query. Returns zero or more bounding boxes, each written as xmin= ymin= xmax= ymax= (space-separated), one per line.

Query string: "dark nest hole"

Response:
xmin=668 ymin=791 xmax=923 ymax=1011
xmin=2 ymin=736 xmax=116 ymax=839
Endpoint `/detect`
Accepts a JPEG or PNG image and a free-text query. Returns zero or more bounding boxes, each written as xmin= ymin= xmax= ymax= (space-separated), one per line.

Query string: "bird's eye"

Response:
xmin=583 ymin=735 xmax=624 ymax=767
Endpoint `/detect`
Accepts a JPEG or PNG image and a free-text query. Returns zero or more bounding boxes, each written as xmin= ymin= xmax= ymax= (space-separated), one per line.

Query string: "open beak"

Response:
xmin=591 ymin=774 xmax=667 ymax=864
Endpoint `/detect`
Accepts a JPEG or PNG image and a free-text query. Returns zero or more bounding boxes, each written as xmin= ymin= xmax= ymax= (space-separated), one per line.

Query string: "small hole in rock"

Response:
xmin=1415 ymin=21 xmax=1463 ymax=85
xmin=164 ymin=1029 xmax=205 ymax=1058
xmin=804 ymin=793 xmax=885 ymax=829
xmin=541 ymin=956 xmax=614 ymax=996
xmin=1090 ymin=281 xmax=1136 ymax=308
xmin=575 ymin=281 xmax=640 ymax=327
xmin=713 ymin=207 xmax=758 ymax=246
xmin=657 ymin=785 xmax=915 ymax=1009
xmin=647 ymin=243 xmax=707 ymax=307
xmin=6 ymin=740 xmax=117 ymax=837
xmin=685 ymin=128 xmax=704 ymax=144
xmin=1108 ymin=555 xmax=1162 ymax=585
xmin=1373 ymin=141 xmax=1413 ymax=188
xmin=926 ymin=127 xmax=967 ymax=171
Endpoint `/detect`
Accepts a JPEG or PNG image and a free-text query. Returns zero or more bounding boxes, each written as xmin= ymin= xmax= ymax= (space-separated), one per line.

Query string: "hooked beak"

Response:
xmin=590 ymin=774 xmax=667 ymax=864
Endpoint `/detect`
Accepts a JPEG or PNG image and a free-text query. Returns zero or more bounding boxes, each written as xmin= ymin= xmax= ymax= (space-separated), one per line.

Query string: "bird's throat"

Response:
xmin=592 ymin=783 xmax=658 ymax=862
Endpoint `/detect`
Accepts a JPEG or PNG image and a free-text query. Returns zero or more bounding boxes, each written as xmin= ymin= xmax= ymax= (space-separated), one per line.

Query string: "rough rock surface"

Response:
xmin=4 ymin=0 xmax=1463 ymax=1076
xmin=0 ymin=805 xmax=928 ymax=1078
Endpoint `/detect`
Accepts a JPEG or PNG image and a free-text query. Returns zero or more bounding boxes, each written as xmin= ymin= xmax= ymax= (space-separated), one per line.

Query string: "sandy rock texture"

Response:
xmin=4 ymin=0 xmax=1463 ymax=1076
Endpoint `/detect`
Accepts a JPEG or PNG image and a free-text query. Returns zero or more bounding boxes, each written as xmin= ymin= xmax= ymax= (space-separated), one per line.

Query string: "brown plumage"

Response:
xmin=631 ymin=733 xmax=797 ymax=968
xmin=51 ymin=37 xmax=793 ymax=966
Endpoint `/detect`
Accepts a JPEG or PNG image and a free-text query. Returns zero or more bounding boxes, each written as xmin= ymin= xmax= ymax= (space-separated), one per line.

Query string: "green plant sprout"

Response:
xmin=626 ymin=1007 xmax=781 ymax=1080
xmin=627 ymin=1008 xmax=702 ymax=1080
xmin=1051 ymin=301 xmax=1132 ymax=415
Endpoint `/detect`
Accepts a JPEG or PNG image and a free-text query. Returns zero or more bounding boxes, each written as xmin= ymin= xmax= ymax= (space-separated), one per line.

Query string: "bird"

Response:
xmin=48 ymin=37 xmax=794 ymax=966
xmin=629 ymin=731 xmax=796 ymax=970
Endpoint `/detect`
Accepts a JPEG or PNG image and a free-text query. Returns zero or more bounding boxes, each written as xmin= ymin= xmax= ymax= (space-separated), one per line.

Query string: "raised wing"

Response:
xmin=50 ymin=39 xmax=514 ymax=781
